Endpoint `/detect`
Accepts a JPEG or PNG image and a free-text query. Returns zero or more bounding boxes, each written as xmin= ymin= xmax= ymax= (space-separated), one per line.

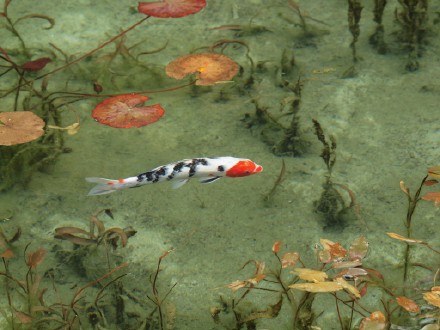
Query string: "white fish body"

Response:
xmin=86 ymin=157 xmax=263 ymax=196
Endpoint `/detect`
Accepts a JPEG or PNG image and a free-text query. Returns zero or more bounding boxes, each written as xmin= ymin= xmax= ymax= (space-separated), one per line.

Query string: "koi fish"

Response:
xmin=86 ymin=157 xmax=263 ymax=196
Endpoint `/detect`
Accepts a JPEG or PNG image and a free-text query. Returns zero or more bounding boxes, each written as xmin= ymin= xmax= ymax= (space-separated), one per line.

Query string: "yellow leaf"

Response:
xmin=423 ymin=291 xmax=440 ymax=308
xmin=293 ymin=268 xmax=328 ymax=282
xmin=289 ymin=281 xmax=344 ymax=293
xmin=226 ymin=280 xmax=247 ymax=292
xmin=334 ymin=277 xmax=361 ymax=298
xmin=386 ymin=232 xmax=426 ymax=245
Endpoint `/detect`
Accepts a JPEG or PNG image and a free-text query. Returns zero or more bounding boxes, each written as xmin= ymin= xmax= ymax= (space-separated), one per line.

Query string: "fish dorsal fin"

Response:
xmin=172 ymin=179 xmax=189 ymax=189
xmin=199 ymin=176 xmax=221 ymax=184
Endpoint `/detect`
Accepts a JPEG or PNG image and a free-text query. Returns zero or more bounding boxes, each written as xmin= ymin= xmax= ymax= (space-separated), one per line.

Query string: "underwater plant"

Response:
xmin=215 ymin=236 xmax=385 ymax=329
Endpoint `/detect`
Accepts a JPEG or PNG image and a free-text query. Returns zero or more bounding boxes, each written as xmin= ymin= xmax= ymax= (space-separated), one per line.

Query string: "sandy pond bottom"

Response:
xmin=1 ymin=0 xmax=440 ymax=329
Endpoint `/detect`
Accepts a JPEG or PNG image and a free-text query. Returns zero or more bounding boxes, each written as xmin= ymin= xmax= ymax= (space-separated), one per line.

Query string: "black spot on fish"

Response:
xmin=137 ymin=171 xmax=154 ymax=182
xmin=168 ymin=162 xmax=185 ymax=180
xmin=217 ymin=165 xmax=225 ymax=172
xmin=188 ymin=158 xmax=208 ymax=177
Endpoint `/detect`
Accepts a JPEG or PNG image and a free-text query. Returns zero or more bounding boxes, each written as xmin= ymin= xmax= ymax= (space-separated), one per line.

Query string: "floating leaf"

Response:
xmin=0 ymin=111 xmax=45 ymax=146
xmin=138 ymin=0 xmax=206 ymax=18
xmin=396 ymin=296 xmax=420 ymax=313
xmin=348 ymin=235 xmax=369 ymax=261
xmin=92 ymin=94 xmax=165 ymax=128
xmin=166 ymin=53 xmax=239 ymax=86
xmin=359 ymin=311 xmax=387 ymax=330
xmin=293 ymin=268 xmax=327 ymax=282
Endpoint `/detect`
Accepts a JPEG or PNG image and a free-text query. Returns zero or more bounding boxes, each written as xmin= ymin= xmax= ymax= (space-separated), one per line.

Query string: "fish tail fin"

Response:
xmin=86 ymin=177 xmax=119 ymax=196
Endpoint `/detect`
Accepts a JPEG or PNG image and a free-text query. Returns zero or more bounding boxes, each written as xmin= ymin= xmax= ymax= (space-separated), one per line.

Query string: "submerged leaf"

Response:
xmin=386 ymin=232 xmax=426 ymax=245
xmin=422 ymin=192 xmax=440 ymax=207
xmin=359 ymin=311 xmax=387 ymax=330
xmin=423 ymin=288 xmax=440 ymax=308
xmin=348 ymin=236 xmax=369 ymax=261
xmin=289 ymin=281 xmax=343 ymax=293
xmin=293 ymin=268 xmax=327 ymax=282
xmin=281 ymin=252 xmax=299 ymax=268
xmin=396 ymin=296 xmax=420 ymax=313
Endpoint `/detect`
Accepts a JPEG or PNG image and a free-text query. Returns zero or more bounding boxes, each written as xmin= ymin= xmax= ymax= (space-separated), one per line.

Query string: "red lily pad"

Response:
xmin=92 ymin=94 xmax=165 ymax=128
xmin=138 ymin=0 xmax=206 ymax=18
xmin=166 ymin=53 xmax=239 ymax=86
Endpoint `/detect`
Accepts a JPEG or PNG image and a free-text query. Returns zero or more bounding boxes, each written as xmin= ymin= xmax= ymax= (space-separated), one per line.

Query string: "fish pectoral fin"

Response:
xmin=172 ymin=179 xmax=189 ymax=189
xmin=199 ymin=176 xmax=221 ymax=184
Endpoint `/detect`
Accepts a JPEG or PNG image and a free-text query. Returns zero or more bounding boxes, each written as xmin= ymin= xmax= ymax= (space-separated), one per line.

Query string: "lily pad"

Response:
xmin=92 ymin=94 xmax=165 ymax=128
xmin=138 ymin=0 xmax=206 ymax=18
xmin=166 ymin=53 xmax=238 ymax=86
xmin=0 ymin=111 xmax=45 ymax=146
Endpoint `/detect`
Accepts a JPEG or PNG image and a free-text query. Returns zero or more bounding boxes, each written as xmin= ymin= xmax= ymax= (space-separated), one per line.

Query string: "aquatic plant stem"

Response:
xmin=402 ymin=175 xmax=428 ymax=285
xmin=2 ymin=16 xmax=151 ymax=99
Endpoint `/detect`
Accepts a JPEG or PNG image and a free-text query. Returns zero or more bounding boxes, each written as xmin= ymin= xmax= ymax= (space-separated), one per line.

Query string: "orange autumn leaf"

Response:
xmin=293 ymin=268 xmax=327 ymax=282
xmin=166 ymin=53 xmax=238 ymax=86
xmin=359 ymin=311 xmax=387 ymax=330
xmin=422 ymin=192 xmax=440 ymax=207
xmin=396 ymin=296 xmax=420 ymax=313
xmin=320 ymin=238 xmax=347 ymax=258
xmin=428 ymin=166 xmax=440 ymax=179
xmin=386 ymin=232 xmax=426 ymax=245
xmin=272 ymin=240 xmax=281 ymax=253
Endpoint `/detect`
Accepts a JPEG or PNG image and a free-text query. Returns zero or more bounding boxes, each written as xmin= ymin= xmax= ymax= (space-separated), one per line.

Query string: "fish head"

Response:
xmin=225 ymin=159 xmax=263 ymax=177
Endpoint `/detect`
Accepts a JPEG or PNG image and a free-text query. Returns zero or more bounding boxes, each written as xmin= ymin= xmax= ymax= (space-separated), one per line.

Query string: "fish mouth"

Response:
xmin=254 ymin=165 xmax=263 ymax=173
